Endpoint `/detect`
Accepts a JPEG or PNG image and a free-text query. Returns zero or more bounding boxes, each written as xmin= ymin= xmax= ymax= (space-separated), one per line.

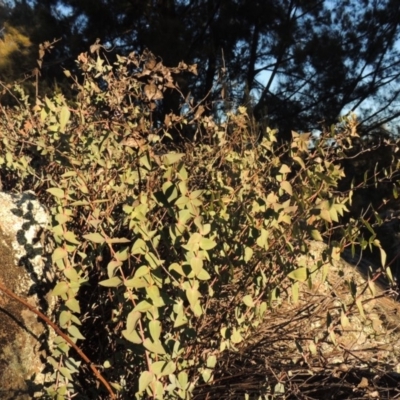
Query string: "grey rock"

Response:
xmin=0 ymin=191 xmax=53 ymax=399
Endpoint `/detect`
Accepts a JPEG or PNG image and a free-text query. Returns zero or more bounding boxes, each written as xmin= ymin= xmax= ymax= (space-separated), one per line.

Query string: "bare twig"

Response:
xmin=0 ymin=281 xmax=116 ymax=399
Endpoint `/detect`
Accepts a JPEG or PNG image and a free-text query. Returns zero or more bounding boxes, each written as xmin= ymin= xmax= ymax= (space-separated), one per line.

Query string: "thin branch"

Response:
xmin=0 ymin=281 xmax=116 ymax=399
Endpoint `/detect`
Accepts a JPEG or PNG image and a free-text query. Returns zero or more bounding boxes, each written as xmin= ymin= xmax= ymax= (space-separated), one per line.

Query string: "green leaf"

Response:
xmin=145 ymin=252 xmax=163 ymax=269
xmin=162 ymin=181 xmax=178 ymax=203
xmin=280 ymin=180 xmax=292 ymax=195
xmin=190 ymin=256 xmax=203 ymax=276
xmin=115 ymin=247 xmax=129 ymax=262
xmin=231 ymin=328 xmax=242 ymax=344
xmin=256 ymin=229 xmax=269 ymax=249
xmin=134 ymin=265 xmax=150 ymax=278
xmin=386 ymin=266 xmax=394 ymax=284
xmin=122 ymin=329 xmax=142 ymax=344
xmin=140 ymin=153 xmax=152 ymax=170
xmin=162 ymin=152 xmax=185 ymax=165
xmin=178 ymin=372 xmax=188 ymax=389
xmin=124 ymin=277 xmax=148 ymax=288
xmin=99 ymin=276 xmax=122 ymax=287
xmin=45 ymin=97 xmax=56 ymax=111
xmin=340 ymin=311 xmax=350 ymax=328
xmin=288 ymin=267 xmax=308 ymax=282
xmin=173 ymin=309 xmax=188 ymax=328
xmin=52 ymin=281 xmax=69 ymax=296
xmin=320 ymin=209 xmax=331 ymax=223
xmin=151 ymin=361 xmax=176 ymax=377
xmin=55 ymin=213 xmax=70 ymax=225
xmin=186 ymin=286 xmax=201 ymax=307
xmin=149 ymin=320 xmax=162 ymax=342
xmin=126 ymin=310 xmax=141 ymax=332
xmin=59 ymin=311 xmax=71 ymax=328
xmin=242 ymin=295 xmax=254 ymax=307
xmin=133 ymin=300 xmax=153 ymax=313
xmin=138 ymin=371 xmax=154 ymax=393
xmin=106 ymin=237 xmax=131 ymax=244
xmin=59 ymin=106 xmax=71 ymax=133
xmin=47 ymin=187 xmax=65 ymax=199
xmin=311 ymin=230 xmax=323 ymax=241
xmin=59 ymin=367 xmax=73 ymax=380
xmin=52 ymin=247 xmax=68 ymax=262
xmin=64 ymin=267 xmax=79 ymax=282
xmin=175 ymin=196 xmax=190 ymax=208
xmin=178 ymin=165 xmax=188 ymax=180
xmin=64 ymin=231 xmax=80 ymax=244
xmin=197 ymin=268 xmax=211 ymax=281
xmin=244 ymin=246 xmax=253 ymax=262
xmin=274 ymin=382 xmax=285 ymax=395
xmin=206 ymin=355 xmax=217 ymax=369
xmin=143 ymin=338 xmax=166 ymax=355
xmin=178 ymin=180 xmax=188 ymax=195
xmin=279 ymin=164 xmax=291 ymax=174
xmin=122 ymin=311 xmax=142 ymax=343
xmin=110 ymin=382 xmax=123 ymax=391
xmin=200 ymin=237 xmax=216 ymax=250
xmin=131 ymin=238 xmax=148 ymax=255
xmin=379 ymin=246 xmax=387 ymax=267
xmin=293 ymin=156 xmax=305 ymax=169
xmin=68 ymin=325 xmax=85 ymax=340
xmin=83 ymin=232 xmax=105 ymax=244
xmin=107 ymin=260 xmax=122 ymax=278
xmin=202 ymin=369 xmax=212 ymax=383
xmin=190 ymin=189 xmax=203 ymax=199
xmin=65 ymin=298 xmax=81 ymax=313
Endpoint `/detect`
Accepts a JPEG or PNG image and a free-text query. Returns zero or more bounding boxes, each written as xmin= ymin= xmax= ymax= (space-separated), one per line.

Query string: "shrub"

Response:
xmin=0 ymin=47 xmax=398 ymax=399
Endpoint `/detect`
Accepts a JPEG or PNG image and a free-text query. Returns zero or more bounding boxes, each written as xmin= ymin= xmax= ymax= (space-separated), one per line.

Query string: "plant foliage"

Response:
xmin=1 ymin=46 xmax=400 ymax=399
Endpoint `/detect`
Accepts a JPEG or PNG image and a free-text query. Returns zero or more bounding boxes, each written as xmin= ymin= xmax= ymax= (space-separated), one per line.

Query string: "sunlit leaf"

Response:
xmin=65 ymin=298 xmax=81 ymax=313
xmin=124 ymin=277 xmax=148 ymax=288
xmin=64 ymin=231 xmax=80 ymax=244
xmin=280 ymin=181 xmax=292 ymax=195
xmin=59 ymin=367 xmax=73 ymax=380
xmin=106 ymin=237 xmax=131 ymax=244
xmin=311 ymin=230 xmax=323 ymax=241
xmin=151 ymin=360 xmax=176 ymax=377
xmin=47 ymin=187 xmax=65 ymax=199
xmin=143 ymin=338 xmax=166 ymax=355
xmin=149 ymin=320 xmax=162 ymax=342
xmin=288 ymin=267 xmax=307 ymax=282
xmin=138 ymin=371 xmax=154 ymax=393
xmin=82 ymin=232 xmax=105 ymax=244
xmin=99 ymin=276 xmax=122 ymax=287
xmin=206 ymin=355 xmax=217 ymax=369
xmin=132 ymin=238 xmax=148 ymax=255
xmin=52 ymin=247 xmax=68 ymax=262
xmin=59 ymin=311 xmax=71 ymax=328
xmin=59 ymin=106 xmax=71 ymax=133
xmin=68 ymin=325 xmax=85 ymax=340
xmin=200 ymin=237 xmax=216 ymax=250
xmin=133 ymin=300 xmax=153 ymax=313
xmin=279 ymin=164 xmax=291 ymax=174
xmin=51 ymin=282 xmax=68 ymax=300
xmin=242 ymin=295 xmax=254 ymax=307
xmin=340 ymin=311 xmax=350 ymax=328
xmin=162 ymin=152 xmax=185 ymax=165
xmin=202 ymin=369 xmax=212 ymax=383
xmin=231 ymin=328 xmax=242 ymax=344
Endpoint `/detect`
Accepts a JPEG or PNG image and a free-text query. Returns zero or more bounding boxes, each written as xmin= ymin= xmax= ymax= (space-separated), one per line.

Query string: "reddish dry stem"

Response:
xmin=0 ymin=281 xmax=116 ymax=399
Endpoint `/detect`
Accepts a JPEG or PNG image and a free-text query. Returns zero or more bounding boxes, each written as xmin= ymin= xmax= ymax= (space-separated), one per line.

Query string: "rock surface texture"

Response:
xmin=0 ymin=191 xmax=53 ymax=400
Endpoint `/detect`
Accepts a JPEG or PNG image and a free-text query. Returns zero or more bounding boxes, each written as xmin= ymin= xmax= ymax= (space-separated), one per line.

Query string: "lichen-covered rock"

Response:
xmin=0 ymin=191 xmax=53 ymax=399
